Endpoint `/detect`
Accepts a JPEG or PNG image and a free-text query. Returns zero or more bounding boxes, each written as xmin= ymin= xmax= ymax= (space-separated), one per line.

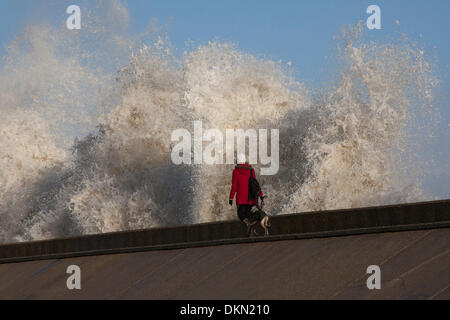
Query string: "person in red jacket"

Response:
xmin=229 ymin=159 xmax=265 ymax=236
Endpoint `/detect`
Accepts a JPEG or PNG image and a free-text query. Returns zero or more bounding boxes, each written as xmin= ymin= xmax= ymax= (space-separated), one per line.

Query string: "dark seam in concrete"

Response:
xmin=31 ymin=259 xmax=60 ymax=277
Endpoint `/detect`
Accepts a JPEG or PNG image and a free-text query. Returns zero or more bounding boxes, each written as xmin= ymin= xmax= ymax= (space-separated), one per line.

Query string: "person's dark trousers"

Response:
xmin=237 ymin=204 xmax=254 ymax=222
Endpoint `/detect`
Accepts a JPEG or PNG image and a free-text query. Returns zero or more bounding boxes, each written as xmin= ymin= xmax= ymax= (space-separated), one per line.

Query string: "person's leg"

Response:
xmin=248 ymin=205 xmax=259 ymax=236
xmin=237 ymin=204 xmax=248 ymax=222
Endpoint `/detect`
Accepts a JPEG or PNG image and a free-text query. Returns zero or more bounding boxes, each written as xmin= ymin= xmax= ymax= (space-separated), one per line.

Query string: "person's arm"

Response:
xmin=229 ymin=169 xmax=238 ymax=205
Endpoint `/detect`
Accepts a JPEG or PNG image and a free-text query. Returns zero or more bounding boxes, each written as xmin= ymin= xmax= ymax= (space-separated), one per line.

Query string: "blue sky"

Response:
xmin=1 ymin=1 xmax=450 ymax=85
xmin=0 ymin=0 xmax=448 ymax=198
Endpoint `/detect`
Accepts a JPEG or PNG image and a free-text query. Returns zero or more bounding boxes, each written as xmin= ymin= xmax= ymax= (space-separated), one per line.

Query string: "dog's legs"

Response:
xmin=244 ymin=218 xmax=257 ymax=237
xmin=261 ymin=217 xmax=270 ymax=236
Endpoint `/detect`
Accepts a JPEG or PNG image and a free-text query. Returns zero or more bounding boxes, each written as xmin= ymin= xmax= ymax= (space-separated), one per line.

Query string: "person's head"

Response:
xmin=236 ymin=152 xmax=249 ymax=165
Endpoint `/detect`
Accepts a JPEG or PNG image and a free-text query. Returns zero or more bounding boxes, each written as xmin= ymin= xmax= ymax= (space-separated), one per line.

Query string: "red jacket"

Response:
xmin=229 ymin=163 xmax=264 ymax=205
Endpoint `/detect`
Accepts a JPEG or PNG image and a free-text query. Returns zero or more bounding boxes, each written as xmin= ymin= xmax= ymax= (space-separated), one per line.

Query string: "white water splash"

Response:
xmin=0 ymin=7 xmax=438 ymax=243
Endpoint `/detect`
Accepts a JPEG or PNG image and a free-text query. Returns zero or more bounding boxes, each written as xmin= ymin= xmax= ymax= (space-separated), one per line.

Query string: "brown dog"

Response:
xmin=249 ymin=204 xmax=271 ymax=236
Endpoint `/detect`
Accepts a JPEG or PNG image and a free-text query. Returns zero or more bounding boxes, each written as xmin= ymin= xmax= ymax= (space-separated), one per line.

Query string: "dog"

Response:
xmin=249 ymin=203 xmax=271 ymax=236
